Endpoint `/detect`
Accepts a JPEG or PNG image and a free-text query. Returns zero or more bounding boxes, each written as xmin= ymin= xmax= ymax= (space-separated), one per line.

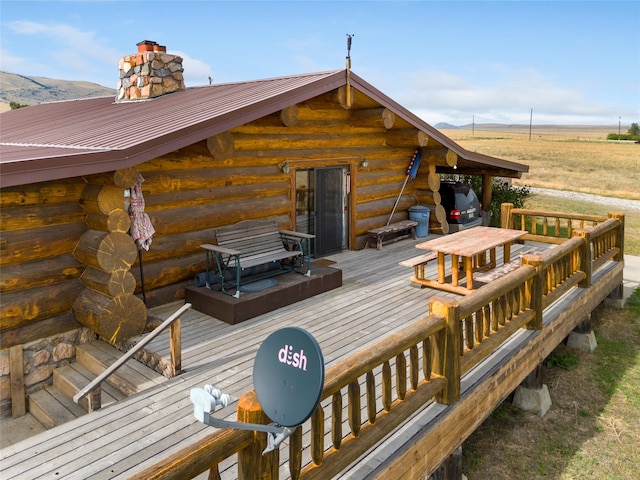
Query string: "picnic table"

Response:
xmin=410 ymin=227 xmax=527 ymax=295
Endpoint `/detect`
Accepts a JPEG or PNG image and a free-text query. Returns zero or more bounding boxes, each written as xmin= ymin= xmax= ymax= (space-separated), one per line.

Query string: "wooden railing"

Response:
xmin=501 ymin=203 xmax=610 ymax=244
xmin=73 ymin=303 xmax=190 ymax=410
xmin=129 ymin=209 xmax=625 ymax=480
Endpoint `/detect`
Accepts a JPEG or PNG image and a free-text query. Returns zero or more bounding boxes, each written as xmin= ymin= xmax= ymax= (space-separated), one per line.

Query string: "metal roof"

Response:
xmin=0 ymin=69 xmax=527 ymax=187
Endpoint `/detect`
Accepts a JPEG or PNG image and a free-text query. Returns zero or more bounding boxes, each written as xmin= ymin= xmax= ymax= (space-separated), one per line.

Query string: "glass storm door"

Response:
xmin=295 ymin=167 xmax=349 ymax=257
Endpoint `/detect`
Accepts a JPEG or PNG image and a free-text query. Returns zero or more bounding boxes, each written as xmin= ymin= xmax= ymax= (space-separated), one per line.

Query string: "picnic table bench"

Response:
xmin=200 ymin=219 xmax=314 ymax=298
xmin=367 ymin=220 xmax=418 ymax=250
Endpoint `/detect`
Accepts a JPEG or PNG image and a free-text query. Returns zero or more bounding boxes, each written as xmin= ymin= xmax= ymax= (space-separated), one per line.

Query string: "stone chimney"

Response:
xmin=116 ymin=40 xmax=185 ymax=102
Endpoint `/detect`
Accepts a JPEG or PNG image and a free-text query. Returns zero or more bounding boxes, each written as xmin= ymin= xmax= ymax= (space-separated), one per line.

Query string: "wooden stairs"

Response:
xmin=28 ymin=340 xmax=167 ymax=429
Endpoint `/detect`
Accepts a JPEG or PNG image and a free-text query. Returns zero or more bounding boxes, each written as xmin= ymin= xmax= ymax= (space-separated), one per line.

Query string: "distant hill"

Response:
xmin=434 ymin=122 xmax=460 ymax=129
xmin=0 ymin=71 xmax=116 ymax=112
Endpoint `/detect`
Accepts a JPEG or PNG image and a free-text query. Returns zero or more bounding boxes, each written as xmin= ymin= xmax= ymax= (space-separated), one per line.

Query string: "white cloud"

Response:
xmin=175 ymin=52 xmax=215 ymax=88
xmin=394 ymin=65 xmax=628 ymax=125
xmin=5 ymin=20 xmax=121 ymax=81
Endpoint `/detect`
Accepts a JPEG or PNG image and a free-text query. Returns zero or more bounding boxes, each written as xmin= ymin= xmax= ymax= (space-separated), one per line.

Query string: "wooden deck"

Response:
xmin=0 ymin=234 xmax=623 ymax=479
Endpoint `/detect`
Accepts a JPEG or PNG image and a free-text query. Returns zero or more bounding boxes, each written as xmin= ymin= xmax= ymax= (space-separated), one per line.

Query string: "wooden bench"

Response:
xmin=200 ymin=219 xmax=314 ymax=298
xmin=399 ymin=250 xmax=439 ymax=281
xmin=367 ymin=220 xmax=418 ymax=250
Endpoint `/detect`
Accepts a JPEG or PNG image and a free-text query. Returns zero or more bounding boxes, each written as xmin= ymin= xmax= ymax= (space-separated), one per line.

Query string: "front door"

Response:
xmin=295 ymin=167 xmax=349 ymax=257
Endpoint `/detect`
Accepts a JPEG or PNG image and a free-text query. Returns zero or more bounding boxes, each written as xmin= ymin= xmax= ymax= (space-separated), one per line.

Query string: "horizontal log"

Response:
xmin=429 ymin=223 xmax=450 ymax=235
xmin=356 ymin=196 xmax=415 ymax=222
xmin=349 ymin=108 xmax=395 ymax=129
xmin=0 ymin=311 xmax=81 ymax=349
xmin=141 ymin=278 xmax=191 ymax=309
xmin=143 ymin=182 xmax=289 ymax=211
xmin=230 ymin=132 xmax=387 ymax=151
xmin=385 ymin=130 xmax=430 ymax=148
xmin=82 ymin=169 xmax=139 ymax=189
xmin=81 ymin=266 xmax=137 ymax=296
xmin=79 ymin=184 xmax=127 ymax=215
xmin=131 ymin=252 xmax=205 ymax=291
xmin=74 ymin=230 xmax=138 ymax=272
xmin=0 ymin=181 xmax=86 ymax=208
xmin=415 ymin=190 xmax=441 ymax=205
xmin=73 ymin=289 xmax=147 ymax=343
xmin=0 ymin=202 xmax=85 ymax=231
xmin=135 ymin=167 xmax=285 ymax=195
xmin=0 ymin=222 xmax=87 ymax=267
xmin=358 ymin=183 xmax=412 ymax=204
xmin=358 ymin=170 xmax=411 ymax=188
xmin=422 ymin=147 xmax=458 ymax=167
xmin=0 ymin=279 xmax=84 ymax=331
xmin=207 ymin=132 xmax=234 ymax=160
xmin=280 ymin=104 xmax=299 ymax=127
xmin=418 ymin=202 xmax=447 ymax=224
xmin=148 ymin=197 xmax=291 ymax=236
xmin=0 ymin=254 xmax=84 ymax=293
xmin=85 ymin=211 xmax=131 ymax=233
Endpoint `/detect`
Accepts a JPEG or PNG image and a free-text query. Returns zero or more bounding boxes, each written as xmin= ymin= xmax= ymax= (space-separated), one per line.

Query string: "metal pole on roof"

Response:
xmin=345 ymin=34 xmax=354 ymax=108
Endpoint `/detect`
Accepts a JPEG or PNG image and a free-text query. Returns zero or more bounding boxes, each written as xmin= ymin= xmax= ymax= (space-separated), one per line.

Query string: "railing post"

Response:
xmin=169 ymin=317 xmax=181 ymax=377
xmin=521 ymin=254 xmax=543 ymax=330
xmin=608 ymin=213 xmax=625 ymax=260
xmin=573 ymin=230 xmax=592 ymax=287
xmin=237 ymin=390 xmax=278 ymax=480
xmin=429 ymin=298 xmax=461 ymax=405
xmin=501 ymin=203 xmax=513 ymax=229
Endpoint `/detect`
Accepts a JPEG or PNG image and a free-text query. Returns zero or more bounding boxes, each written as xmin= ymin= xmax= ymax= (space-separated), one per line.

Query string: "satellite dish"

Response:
xmin=253 ymin=327 xmax=325 ymax=427
xmin=189 ymin=327 xmax=324 ymax=453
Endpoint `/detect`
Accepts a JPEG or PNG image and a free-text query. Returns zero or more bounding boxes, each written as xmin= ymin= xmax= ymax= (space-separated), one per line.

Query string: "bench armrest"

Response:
xmin=201 ymin=243 xmax=241 ymax=256
xmin=279 ymin=230 xmax=315 ymax=239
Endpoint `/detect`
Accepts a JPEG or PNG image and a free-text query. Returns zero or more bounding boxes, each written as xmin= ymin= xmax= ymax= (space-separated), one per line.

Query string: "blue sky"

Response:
xmin=1 ymin=0 xmax=638 ymax=126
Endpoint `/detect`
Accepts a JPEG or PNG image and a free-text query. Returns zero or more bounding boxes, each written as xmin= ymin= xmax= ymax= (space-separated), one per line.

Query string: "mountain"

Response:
xmin=434 ymin=122 xmax=460 ymax=129
xmin=0 ymin=72 xmax=116 ymax=112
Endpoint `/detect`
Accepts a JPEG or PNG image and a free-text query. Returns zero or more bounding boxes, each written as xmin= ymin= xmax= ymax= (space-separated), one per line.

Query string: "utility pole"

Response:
xmin=619 ymin=116 xmax=621 ymax=140
xmin=529 ymin=108 xmax=533 ymax=141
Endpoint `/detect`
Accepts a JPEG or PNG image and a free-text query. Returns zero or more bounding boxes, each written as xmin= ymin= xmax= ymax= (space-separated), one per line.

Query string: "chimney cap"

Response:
xmin=137 ymin=40 xmax=159 ymax=46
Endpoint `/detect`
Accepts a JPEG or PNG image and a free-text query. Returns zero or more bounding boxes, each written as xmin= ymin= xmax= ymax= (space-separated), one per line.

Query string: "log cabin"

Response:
xmin=0 ymin=41 xmax=528 ymax=416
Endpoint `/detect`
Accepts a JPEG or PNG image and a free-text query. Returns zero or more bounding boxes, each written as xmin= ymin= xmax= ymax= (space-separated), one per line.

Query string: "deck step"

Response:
xmin=76 ymin=341 xmax=166 ymax=396
xmin=27 ymin=340 xmax=167 ymax=432
xmin=29 ymin=386 xmax=86 ymax=429
xmin=53 ymin=363 xmax=125 ymax=411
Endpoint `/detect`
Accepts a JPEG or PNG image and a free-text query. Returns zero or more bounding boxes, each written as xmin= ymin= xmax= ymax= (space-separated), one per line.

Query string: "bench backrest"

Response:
xmin=214 ymin=220 xmax=286 ymax=257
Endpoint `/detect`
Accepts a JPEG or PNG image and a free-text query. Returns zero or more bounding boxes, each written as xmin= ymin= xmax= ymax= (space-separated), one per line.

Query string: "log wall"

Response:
xmin=0 ymin=88 xmax=457 ymax=406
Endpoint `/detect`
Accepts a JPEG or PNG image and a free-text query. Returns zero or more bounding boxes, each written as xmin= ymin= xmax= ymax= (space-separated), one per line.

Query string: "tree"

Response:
xmin=628 ymin=123 xmax=639 ymax=136
xmin=10 ymin=101 xmax=29 ymax=110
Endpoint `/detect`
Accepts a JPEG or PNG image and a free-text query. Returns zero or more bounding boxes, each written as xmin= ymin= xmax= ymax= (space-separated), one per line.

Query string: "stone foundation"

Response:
xmin=0 ymin=328 xmax=95 ymax=417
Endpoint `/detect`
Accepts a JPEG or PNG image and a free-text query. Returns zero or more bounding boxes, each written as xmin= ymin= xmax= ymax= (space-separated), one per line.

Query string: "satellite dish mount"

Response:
xmin=190 ymin=327 xmax=325 ymax=454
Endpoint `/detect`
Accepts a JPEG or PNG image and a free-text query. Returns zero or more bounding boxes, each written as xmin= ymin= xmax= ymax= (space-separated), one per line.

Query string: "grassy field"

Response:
xmin=441 ymin=125 xmax=640 ymax=255
xmin=439 ymin=125 xmax=640 ymax=478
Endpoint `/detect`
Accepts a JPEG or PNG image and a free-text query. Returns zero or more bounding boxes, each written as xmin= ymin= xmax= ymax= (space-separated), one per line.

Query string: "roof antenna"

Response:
xmin=345 ymin=34 xmax=354 ymax=108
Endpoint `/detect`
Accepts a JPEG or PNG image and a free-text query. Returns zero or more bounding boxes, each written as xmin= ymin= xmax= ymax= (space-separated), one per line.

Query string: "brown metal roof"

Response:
xmin=0 ymin=69 xmax=527 ymax=187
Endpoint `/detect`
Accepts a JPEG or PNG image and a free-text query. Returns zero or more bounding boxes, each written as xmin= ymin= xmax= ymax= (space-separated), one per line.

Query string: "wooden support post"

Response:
xmin=573 ymin=229 xmax=592 ymax=288
xmin=9 ymin=345 xmax=26 ymax=418
xmin=522 ymin=363 xmax=543 ymax=390
xmin=608 ymin=212 xmax=625 ymax=260
xmin=170 ymin=317 xmax=182 ymax=377
xmin=87 ymin=386 xmax=102 ymax=413
xmin=574 ymin=314 xmax=591 ymax=334
xmin=430 ymin=298 xmax=461 ymax=405
xmin=522 ymin=253 xmax=543 ymax=330
xmin=430 ymin=446 xmax=463 ymax=480
xmin=237 ymin=391 xmax=278 ymax=480
xmin=501 ymin=203 xmax=514 ymax=229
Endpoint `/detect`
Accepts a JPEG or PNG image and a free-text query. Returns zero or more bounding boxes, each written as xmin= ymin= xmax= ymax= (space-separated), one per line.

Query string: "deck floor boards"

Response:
xmin=0 ymin=237 xmax=554 ymax=479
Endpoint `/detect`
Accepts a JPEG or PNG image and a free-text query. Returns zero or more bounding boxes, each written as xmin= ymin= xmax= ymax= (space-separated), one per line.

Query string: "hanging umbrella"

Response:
xmin=128 ymin=172 xmax=155 ymax=303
